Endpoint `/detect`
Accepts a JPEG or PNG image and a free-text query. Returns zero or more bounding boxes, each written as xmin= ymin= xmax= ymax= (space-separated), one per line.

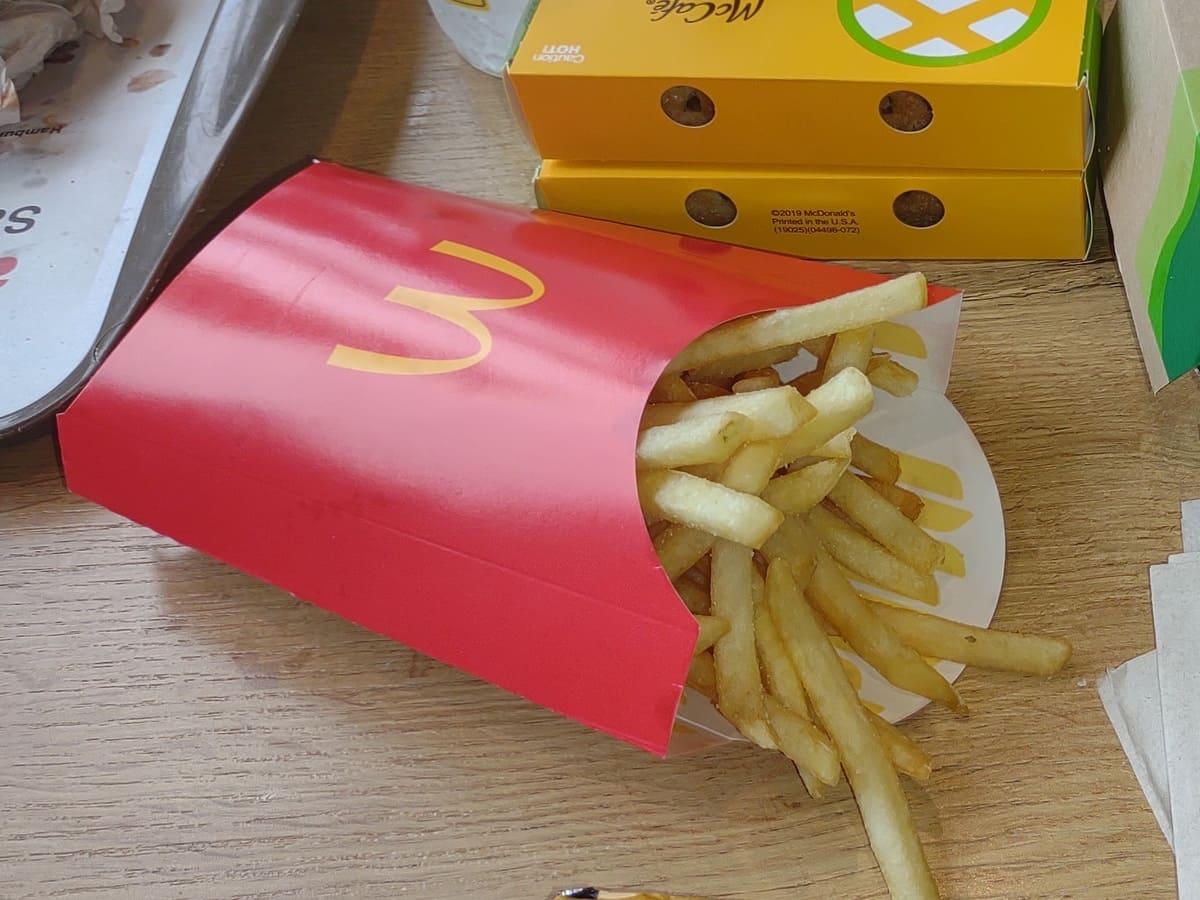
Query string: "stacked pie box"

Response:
xmin=505 ymin=0 xmax=1101 ymax=260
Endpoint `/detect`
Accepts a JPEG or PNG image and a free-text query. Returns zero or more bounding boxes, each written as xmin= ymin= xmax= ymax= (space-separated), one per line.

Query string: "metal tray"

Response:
xmin=0 ymin=0 xmax=304 ymax=441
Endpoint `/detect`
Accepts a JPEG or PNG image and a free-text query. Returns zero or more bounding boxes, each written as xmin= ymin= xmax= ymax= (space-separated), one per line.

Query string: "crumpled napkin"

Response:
xmin=0 ymin=0 xmax=124 ymax=124
xmin=46 ymin=0 xmax=124 ymax=42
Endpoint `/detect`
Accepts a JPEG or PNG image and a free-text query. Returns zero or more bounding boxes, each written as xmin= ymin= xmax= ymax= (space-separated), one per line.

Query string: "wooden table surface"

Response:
xmin=2 ymin=3 xmax=1194 ymax=898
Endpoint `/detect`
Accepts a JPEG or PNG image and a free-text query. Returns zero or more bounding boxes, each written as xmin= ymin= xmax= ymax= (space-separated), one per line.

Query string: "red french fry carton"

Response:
xmin=57 ymin=162 xmax=961 ymax=756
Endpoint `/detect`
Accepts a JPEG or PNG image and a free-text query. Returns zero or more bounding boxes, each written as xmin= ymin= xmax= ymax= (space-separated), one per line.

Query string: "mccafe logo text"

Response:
xmin=327 ymin=240 xmax=545 ymax=376
xmin=647 ymin=0 xmax=765 ymax=24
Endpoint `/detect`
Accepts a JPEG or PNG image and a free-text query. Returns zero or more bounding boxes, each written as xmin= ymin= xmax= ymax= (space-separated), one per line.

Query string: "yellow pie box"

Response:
xmin=534 ymin=161 xmax=1095 ymax=260
xmin=507 ymin=0 xmax=1102 ymax=172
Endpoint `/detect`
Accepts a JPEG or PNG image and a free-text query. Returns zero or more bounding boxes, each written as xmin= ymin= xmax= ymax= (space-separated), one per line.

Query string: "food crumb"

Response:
xmin=45 ymin=41 xmax=80 ymax=64
xmin=127 ymin=69 xmax=174 ymax=93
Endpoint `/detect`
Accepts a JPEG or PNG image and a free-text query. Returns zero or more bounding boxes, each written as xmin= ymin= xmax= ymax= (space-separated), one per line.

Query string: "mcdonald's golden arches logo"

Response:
xmin=327 ymin=241 xmax=544 ymax=376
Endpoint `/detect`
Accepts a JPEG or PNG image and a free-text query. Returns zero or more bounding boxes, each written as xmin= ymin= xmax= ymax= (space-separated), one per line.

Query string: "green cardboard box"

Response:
xmin=1102 ymin=0 xmax=1200 ymax=390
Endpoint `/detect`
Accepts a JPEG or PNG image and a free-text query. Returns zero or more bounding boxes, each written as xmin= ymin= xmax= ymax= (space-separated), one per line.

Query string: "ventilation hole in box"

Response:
xmin=894 ymin=191 xmax=945 ymax=229
xmin=686 ymin=190 xmax=738 ymax=228
xmin=880 ymin=90 xmax=933 ymax=133
xmin=662 ymin=85 xmax=715 ymax=127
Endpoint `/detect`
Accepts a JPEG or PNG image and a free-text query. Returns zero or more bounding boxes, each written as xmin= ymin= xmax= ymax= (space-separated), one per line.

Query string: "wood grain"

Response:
xmin=1 ymin=2 xmax=1194 ymax=898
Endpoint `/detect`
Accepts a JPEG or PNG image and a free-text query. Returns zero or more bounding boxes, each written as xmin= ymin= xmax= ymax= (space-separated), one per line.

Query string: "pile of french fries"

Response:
xmin=637 ymin=273 xmax=1072 ymax=900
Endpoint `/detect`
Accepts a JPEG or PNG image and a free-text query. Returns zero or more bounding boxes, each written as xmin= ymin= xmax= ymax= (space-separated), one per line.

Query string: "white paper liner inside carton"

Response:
xmin=673 ymin=293 xmax=1009 ymax=748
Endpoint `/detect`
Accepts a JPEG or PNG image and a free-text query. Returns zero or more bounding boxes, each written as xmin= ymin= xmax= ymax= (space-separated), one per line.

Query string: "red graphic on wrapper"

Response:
xmin=0 ymin=256 xmax=18 ymax=286
xmin=58 ymin=163 xmax=953 ymax=755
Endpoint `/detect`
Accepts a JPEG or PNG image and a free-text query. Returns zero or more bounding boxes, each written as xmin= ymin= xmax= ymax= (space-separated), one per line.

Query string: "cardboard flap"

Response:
xmin=59 ymin=162 xmax=954 ymax=754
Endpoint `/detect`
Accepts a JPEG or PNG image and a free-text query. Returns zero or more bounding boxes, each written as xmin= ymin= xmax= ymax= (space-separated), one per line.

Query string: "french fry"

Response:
xmin=869 ymin=602 xmax=1073 ymax=676
xmin=868 ymin=356 xmax=920 ymax=397
xmin=787 ymin=368 xmax=823 ymax=395
xmin=656 ymin=526 xmax=720 ymax=582
xmin=806 ymin=550 xmax=965 ymax=713
xmin=865 ymin=477 xmax=925 ymax=521
xmin=641 ymin=386 xmax=814 ymax=442
xmin=639 ymin=471 xmax=783 ymax=548
xmin=664 ymin=274 xmax=928 ymax=374
xmin=688 ymin=651 xmax=718 ymax=701
xmin=937 ymin=542 xmax=966 ymax=578
xmin=760 ymin=515 xmax=819 ymax=585
xmin=689 ymin=343 xmax=802 ymax=383
xmin=808 ymin=428 xmax=855 ymax=461
xmin=840 ymin=654 xmax=865 ymax=693
xmin=694 ymin=614 xmax=731 ymax=654
xmin=653 ymin=441 xmax=783 ymax=578
xmin=642 ymin=281 xmax=1077 ymax=900
xmin=808 ymin=504 xmax=939 ymax=605
xmin=636 ymin=413 xmax=754 ymax=471
xmin=869 ymin=710 xmax=933 ymax=782
xmin=765 ymin=560 xmax=940 ymax=900
xmin=755 ymin=603 xmax=811 ymax=718
xmin=779 ymin=368 xmax=875 ymax=468
xmin=649 ymin=373 xmax=696 ymax=404
xmin=801 ymin=336 xmax=833 ymax=362
xmin=677 ymin=461 xmax=723 ymax=481
xmin=634 ymin=280 xmax=1098 ymax=900
xmin=851 ymin=433 xmax=901 ymax=484
xmin=755 ymin=594 xmax=830 ymax=798
xmin=762 ymin=458 xmax=849 ymax=515
xmin=689 ymin=382 xmax=732 ymax=399
xmin=682 ymin=437 xmax=781 ymax=484
xmin=719 ymin=439 xmax=784 ymax=493
xmin=787 ymin=429 xmax=856 ymax=472
xmin=732 ymin=368 xmax=783 ymax=393
xmin=751 ymin=566 xmax=765 ymax=606
xmin=765 ymin=695 xmax=842 ymax=787
xmin=827 ymin=473 xmax=944 ymax=573
xmin=711 ymin=539 xmax=774 ymax=749
xmin=823 ymin=325 xmax=876 ymax=383
xmin=672 ymin=576 xmax=710 ymax=615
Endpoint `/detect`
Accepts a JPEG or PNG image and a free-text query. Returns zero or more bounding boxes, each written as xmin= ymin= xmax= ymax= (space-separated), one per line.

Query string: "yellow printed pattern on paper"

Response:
xmin=844 ymin=0 xmax=1049 ymax=66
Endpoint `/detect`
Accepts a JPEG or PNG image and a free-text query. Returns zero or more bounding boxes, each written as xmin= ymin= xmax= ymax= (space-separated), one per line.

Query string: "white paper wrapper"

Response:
xmin=1097 ymin=651 xmax=1173 ymax=847
xmin=1184 ymin=500 xmax=1200 ymax=556
xmin=426 ymin=0 xmax=532 ymax=77
xmin=46 ymin=0 xmax=125 ymax=41
xmin=1151 ymin=562 xmax=1200 ymax=896
xmin=1097 ymin=502 xmax=1200 ymax=853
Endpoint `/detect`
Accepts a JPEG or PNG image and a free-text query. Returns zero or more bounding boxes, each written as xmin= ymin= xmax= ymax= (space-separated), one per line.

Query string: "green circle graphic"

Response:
xmin=838 ymin=0 xmax=1052 ymax=68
